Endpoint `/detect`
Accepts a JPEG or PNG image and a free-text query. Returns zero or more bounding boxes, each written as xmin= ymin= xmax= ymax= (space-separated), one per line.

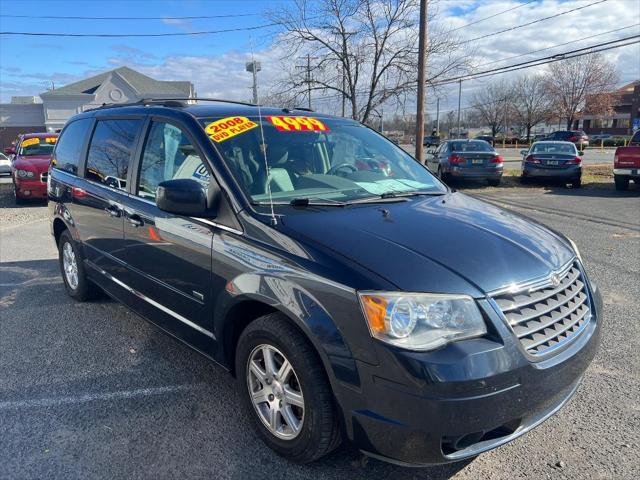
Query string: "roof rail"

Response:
xmin=293 ymin=106 xmax=314 ymax=112
xmin=85 ymin=97 xmax=258 ymax=112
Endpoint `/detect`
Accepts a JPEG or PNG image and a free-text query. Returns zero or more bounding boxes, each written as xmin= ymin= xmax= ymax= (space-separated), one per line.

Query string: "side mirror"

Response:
xmin=577 ymin=150 xmax=584 ymax=156
xmin=519 ymin=149 xmax=528 ymax=156
xmin=4 ymin=146 xmax=15 ymax=155
xmin=156 ymin=179 xmax=214 ymax=217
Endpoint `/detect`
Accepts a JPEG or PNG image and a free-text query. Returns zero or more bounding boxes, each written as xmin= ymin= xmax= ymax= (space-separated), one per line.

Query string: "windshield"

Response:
xmin=18 ymin=137 xmax=57 ymax=156
xmin=450 ymin=141 xmax=494 ymax=152
xmin=198 ymin=115 xmax=445 ymax=204
xmin=531 ymin=143 xmax=576 ymax=154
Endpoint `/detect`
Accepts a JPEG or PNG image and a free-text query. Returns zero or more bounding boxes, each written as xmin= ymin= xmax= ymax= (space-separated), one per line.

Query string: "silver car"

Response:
xmin=0 ymin=152 xmax=12 ymax=175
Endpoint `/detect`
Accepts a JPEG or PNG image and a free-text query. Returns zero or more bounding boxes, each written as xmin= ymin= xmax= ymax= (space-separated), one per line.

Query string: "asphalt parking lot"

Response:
xmin=1 ymin=182 xmax=639 ymax=480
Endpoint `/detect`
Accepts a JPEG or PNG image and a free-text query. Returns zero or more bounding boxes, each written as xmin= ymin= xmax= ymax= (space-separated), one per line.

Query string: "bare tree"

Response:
xmin=268 ymin=0 xmax=470 ymax=123
xmin=470 ymin=80 xmax=511 ymax=138
xmin=544 ymin=53 xmax=619 ymax=130
xmin=511 ymin=74 xmax=551 ymax=142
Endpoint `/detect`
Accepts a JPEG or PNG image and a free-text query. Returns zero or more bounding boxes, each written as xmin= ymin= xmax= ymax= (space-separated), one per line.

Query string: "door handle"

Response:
xmin=104 ymin=205 xmax=121 ymax=218
xmin=127 ymin=213 xmax=144 ymax=228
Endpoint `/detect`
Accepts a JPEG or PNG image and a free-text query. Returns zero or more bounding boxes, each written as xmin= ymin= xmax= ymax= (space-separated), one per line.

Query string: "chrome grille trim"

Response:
xmin=491 ymin=262 xmax=592 ymax=356
xmin=40 ymin=172 xmax=48 ymax=183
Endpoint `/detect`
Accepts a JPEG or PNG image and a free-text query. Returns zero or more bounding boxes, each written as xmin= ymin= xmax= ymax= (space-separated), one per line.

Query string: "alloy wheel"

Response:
xmin=246 ymin=344 xmax=305 ymax=440
xmin=62 ymin=242 xmax=79 ymax=290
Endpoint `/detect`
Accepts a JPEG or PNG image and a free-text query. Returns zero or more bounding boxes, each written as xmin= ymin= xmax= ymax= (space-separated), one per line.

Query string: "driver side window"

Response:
xmin=137 ymin=121 xmax=210 ymax=201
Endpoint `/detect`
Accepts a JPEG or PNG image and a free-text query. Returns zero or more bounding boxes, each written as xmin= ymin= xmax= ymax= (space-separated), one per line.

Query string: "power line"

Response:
xmin=434 ymin=35 xmax=639 ymax=86
xmin=310 ymin=36 xmax=639 ymax=102
xmin=459 ymin=0 xmax=609 ymax=45
xmin=0 ymin=22 xmax=282 ymax=37
xmin=449 ymin=1 xmax=537 ymax=32
xmin=0 ymin=13 xmax=261 ymax=20
xmin=476 ymin=23 xmax=640 ymax=68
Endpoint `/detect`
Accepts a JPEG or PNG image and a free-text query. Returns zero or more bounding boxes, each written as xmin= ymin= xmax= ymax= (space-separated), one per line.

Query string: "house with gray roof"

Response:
xmin=39 ymin=66 xmax=195 ymax=131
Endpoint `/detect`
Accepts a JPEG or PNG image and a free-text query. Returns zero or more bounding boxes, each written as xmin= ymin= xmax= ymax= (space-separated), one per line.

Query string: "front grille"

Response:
xmin=40 ymin=172 xmax=48 ymax=183
xmin=492 ymin=263 xmax=591 ymax=356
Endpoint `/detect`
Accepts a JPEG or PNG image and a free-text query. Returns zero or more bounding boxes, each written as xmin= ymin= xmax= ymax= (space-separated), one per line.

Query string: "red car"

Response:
xmin=613 ymin=129 xmax=640 ymax=190
xmin=7 ymin=133 xmax=59 ymax=203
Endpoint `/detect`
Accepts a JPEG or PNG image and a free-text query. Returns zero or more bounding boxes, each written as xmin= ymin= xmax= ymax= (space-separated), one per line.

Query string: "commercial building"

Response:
xmin=575 ymin=80 xmax=640 ymax=136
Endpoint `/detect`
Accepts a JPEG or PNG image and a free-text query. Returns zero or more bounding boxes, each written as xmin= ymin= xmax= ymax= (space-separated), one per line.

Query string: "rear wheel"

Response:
xmin=614 ymin=175 xmax=629 ymax=191
xmin=520 ymin=175 xmax=529 ymax=185
xmin=58 ymin=230 xmax=100 ymax=301
xmin=487 ymin=178 xmax=501 ymax=187
xmin=236 ymin=313 xmax=341 ymax=463
xmin=437 ymin=166 xmax=448 ymax=183
xmin=570 ymin=178 xmax=582 ymax=188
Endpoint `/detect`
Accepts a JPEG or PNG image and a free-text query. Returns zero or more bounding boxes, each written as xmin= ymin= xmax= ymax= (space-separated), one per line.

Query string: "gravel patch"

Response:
xmin=0 ymin=184 xmax=49 ymax=229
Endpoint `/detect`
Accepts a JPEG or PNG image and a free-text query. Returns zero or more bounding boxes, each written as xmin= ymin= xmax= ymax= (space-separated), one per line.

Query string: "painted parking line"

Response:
xmin=0 ymin=383 xmax=207 ymax=410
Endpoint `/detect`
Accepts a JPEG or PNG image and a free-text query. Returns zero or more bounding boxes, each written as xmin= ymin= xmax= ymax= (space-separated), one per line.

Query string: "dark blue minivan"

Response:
xmin=49 ymin=100 xmax=601 ymax=466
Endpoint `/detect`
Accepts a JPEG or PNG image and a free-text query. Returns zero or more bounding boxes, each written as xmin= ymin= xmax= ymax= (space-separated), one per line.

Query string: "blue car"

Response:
xmin=49 ymin=99 xmax=600 ymax=466
xmin=520 ymin=141 xmax=583 ymax=187
xmin=426 ymin=139 xmax=503 ymax=186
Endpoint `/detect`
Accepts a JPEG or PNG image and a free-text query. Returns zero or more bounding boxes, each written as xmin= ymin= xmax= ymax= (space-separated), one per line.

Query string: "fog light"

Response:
xmin=24 ymin=190 xmax=31 ymax=196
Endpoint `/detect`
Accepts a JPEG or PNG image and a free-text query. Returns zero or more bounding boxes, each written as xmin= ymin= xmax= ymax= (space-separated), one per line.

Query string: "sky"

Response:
xmin=1 ymin=0 xmax=639 ymax=117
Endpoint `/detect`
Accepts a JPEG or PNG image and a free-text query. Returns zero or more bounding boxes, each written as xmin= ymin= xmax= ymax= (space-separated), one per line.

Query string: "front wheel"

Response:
xmin=236 ymin=313 xmax=341 ymax=463
xmin=13 ymin=183 xmax=25 ymax=205
xmin=58 ymin=230 xmax=100 ymax=301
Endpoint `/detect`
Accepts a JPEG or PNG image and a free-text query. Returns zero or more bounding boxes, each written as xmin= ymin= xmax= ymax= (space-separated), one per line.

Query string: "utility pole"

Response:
xmin=307 ymin=54 xmax=312 ymax=109
xmin=341 ymin=65 xmax=346 ymax=117
xmin=245 ymin=61 xmax=261 ymax=104
xmin=414 ymin=0 xmax=429 ymax=162
xmin=456 ymin=80 xmax=462 ymax=138
xmin=435 ymin=97 xmax=440 ymax=135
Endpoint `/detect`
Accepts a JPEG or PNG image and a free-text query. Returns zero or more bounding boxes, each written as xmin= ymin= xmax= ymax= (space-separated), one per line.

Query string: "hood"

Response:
xmin=14 ymin=155 xmax=52 ymax=172
xmin=280 ymin=192 xmax=574 ymax=295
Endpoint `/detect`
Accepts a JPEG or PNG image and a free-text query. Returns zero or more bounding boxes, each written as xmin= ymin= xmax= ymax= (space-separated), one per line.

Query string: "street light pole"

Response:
xmin=414 ymin=0 xmax=429 ymax=162
xmin=435 ymin=97 xmax=440 ymax=135
xmin=245 ymin=61 xmax=261 ymax=104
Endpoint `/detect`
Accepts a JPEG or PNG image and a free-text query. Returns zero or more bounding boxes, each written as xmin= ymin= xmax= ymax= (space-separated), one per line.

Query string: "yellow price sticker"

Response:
xmin=44 ymin=137 xmax=58 ymax=144
xmin=205 ymin=116 xmax=258 ymax=143
xmin=21 ymin=138 xmax=40 ymax=148
xmin=267 ymin=116 xmax=329 ymax=132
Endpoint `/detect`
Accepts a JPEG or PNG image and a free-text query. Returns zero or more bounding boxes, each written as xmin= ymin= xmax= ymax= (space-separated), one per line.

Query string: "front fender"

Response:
xmin=214 ymin=272 xmax=370 ymax=388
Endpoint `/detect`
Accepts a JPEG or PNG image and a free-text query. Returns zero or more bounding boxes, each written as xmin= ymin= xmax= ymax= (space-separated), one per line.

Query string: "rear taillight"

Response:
xmin=525 ymin=155 xmax=540 ymax=164
xmin=568 ymin=136 xmax=578 ymax=142
xmin=448 ymin=154 xmax=465 ymax=164
xmin=566 ymin=156 xmax=582 ymax=165
xmin=614 ymin=154 xmax=619 ymax=167
xmin=491 ymin=155 xmax=503 ymax=164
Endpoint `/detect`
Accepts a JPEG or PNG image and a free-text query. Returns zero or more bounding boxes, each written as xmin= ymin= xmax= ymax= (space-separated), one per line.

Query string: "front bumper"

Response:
xmin=336 ymin=283 xmax=602 ymax=466
xmin=14 ymin=177 xmax=47 ymax=199
xmin=523 ymin=164 xmax=581 ymax=179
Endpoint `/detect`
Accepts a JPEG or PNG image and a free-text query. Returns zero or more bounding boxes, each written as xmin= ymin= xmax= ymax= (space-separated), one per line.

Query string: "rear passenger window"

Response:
xmin=85 ymin=119 xmax=142 ymax=191
xmin=52 ymin=118 xmax=92 ymax=174
xmin=137 ymin=121 xmax=210 ymax=201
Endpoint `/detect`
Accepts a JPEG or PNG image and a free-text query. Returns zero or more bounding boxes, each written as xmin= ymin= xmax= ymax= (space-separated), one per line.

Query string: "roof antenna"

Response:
xmin=250 ymin=35 xmax=277 ymax=227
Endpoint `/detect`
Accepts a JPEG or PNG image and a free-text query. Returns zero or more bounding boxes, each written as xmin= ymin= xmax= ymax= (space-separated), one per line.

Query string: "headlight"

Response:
xmin=358 ymin=292 xmax=487 ymax=351
xmin=567 ymin=237 xmax=583 ymax=264
xmin=17 ymin=169 xmax=35 ymax=178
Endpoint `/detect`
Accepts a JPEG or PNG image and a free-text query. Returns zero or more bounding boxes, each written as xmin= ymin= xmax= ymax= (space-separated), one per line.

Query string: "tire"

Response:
xmin=487 ymin=178 xmax=501 ymax=187
xmin=437 ymin=166 xmax=448 ymax=183
xmin=614 ymin=175 xmax=629 ymax=191
xmin=520 ymin=176 xmax=529 ymax=185
xmin=571 ymin=178 xmax=582 ymax=188
xmin=236 ymin=313 xmax=341 ymax=464
xmin=58 ymin=230 xmax=100 ymax=301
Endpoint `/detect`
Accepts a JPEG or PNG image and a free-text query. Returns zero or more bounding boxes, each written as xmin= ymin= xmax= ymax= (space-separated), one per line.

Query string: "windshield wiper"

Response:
xmin=346 ymin=190 xmax=445 ymax=204
xmin=289 ymin=197 xmax=347 ymax=207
